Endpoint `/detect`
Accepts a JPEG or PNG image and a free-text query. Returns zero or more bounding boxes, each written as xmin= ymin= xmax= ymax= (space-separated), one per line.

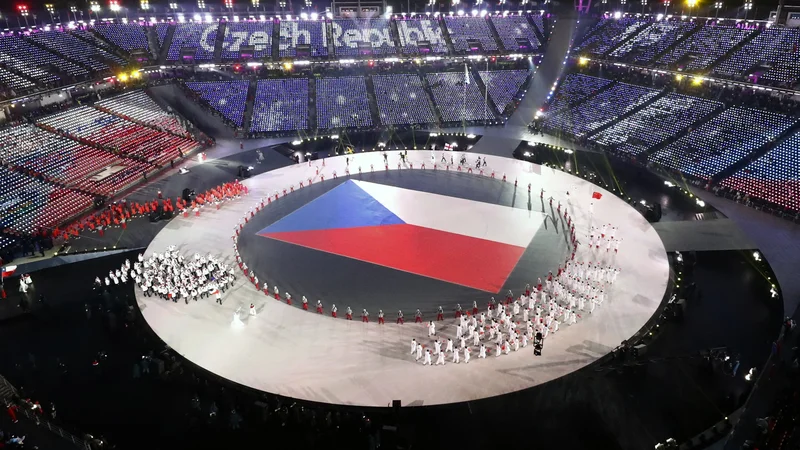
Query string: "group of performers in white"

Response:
xmin=96 ymin=246 xmax=235 ymax=305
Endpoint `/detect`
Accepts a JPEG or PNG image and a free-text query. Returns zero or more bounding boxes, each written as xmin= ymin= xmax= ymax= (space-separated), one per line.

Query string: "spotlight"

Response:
xmin=744 ymin=367 xmax=756 ymax=381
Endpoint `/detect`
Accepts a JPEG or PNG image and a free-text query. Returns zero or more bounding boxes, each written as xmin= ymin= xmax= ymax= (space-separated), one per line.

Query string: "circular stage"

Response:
xmin=136 ymin=151 xmax=670 ymax=407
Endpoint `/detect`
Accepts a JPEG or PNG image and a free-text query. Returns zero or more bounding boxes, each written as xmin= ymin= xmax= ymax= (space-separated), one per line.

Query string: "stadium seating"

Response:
xmin=427 ymin=72 xmax=494 ymax=122
xmin=542 ymin=81 xmax=660 ymax=137
xmin=315 ymin=77 xmax=373 ymax=129
xmin=490 ymin=15 xmax=541 ymax=52
xmin=185 ymin=81 xmax=250 ymax=127
xmin=591 ymin=93 xmax=722 ymax=156
xmin=250 ymin=79 xmax=309 ymax=132
xmin=721 ymin=130 xmax=800 ymax=211
xmin=649 ymin=107 xmax=797 ymax=177
xmin=167 ymin=23 xmax=218 ymax=61
xmin=0 ymin=66 xmax=36 ymax=92
xmin=713 ymin=26 xmax=800 ymax=86
xmin=573 ymin=17 xmax=649 ymax=56
xmin=444 ymin=16 xmax=499 ymax=52
xmin=0 ymin=35 xmax=75 ymax=82
xmin=28 ymin=30 xmax=126 ymax=74
xmin=221 ymin=21 xmax=274 ymax=60
xmin=478 ymin=70 xmax=529 ymax=114
xmin=96 ymin=90 xmax=191 ymax=137
xmin=37 ymin=106 xmax=198 ymax=167
xmin=155 ymin=23 xmax=170 ymax=48
xmin=0 ymin=167 xmax=92 ymax=233
xmin=531 ymin=14 xmax=547 ymax=37
xmin=71 ymin=29 xmax=126 ymax=56
xmin=658 ymin=24 xmax=753 ymax=71
xmin=544 ymin=73 xmax=614 ymax=115
xmin=610 ymin=20 xmax=697 ymax=63
xmin=93 ymin=23 xmax=151 ymax=54
xmin=330 ymin=19 xmax=396 ymax=56
xmin=396 ymin=18 xmax=449 ymax=54
xmin=278 ymin=19 xmax=329 ymax=57
xmin=371 ymin=74 xmax=437 ymax=126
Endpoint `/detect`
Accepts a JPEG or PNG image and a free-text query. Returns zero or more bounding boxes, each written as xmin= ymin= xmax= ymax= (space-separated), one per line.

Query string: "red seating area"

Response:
xmin=82 ymin=120 xmax=198 ymax=166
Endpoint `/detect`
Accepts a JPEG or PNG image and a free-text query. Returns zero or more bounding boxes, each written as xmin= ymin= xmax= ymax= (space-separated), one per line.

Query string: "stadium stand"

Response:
xmin=721 ymin=130 xmax=800 ymax=211
xmin=250 ymin=79 xmax=309 ymax=132
xmin=155 ymin=23 xmax=170 ymax=48
xmin=371 ymin=74 xmax=437 ymax=126
xmin=27 ymin=31 xmax=126 ymax=74
xmin=278 ymin=19 xmax=329 ymax=57
xmin=443 ymin=16 xmax=499 ymax=53
xmin=396 ymin=18 xmax=449 ymax=54
xmin=591 ymin=93 xmax=723 ymax=156
xmin=221 ymin=21 xmax=274 ymax=60
xmin=96 ymin=90 xmax=191 ymax=137
xmin=531 ymin=14 xmax=547 ymax=37
xmin=0 ymin=66 xmax=36 ymax=92
xmin=478 ymin=70 xmax=530 ymax=114
xmin=426 ymin=71 xmax=494 ymax=122
xmin=609 ymin=20 xmax=697 ymax=63
xmin=544 ymin=73 xmax=615 ymax=115
xmin=649 ymin=107 xmax=798 ymax=177
xmin=713 ymin=26 xmax=800 ymax=86
xmin=573 ymin=17 xmax=649 ymax=56
xmin=185 ymin=81 xmax=250 ymax=127
xmin=542 ymin=81 xmax=660 ymax=137
xmin=657 ymin=24 xmax=754 ymax=71
xmin=315 ymin=76 xmax=373 ymax=129
xmin=490 ymin=15 xmax=541 ymax=52
xmin=0 ymin=35 xmax=79 ymax=81
xmin=330 ymin=18 xmax=396 ymax=56
xmin=166 ymin=23 xmax=218 ymax=61
xmin=93 ymin=23 xmax=152 ymax=54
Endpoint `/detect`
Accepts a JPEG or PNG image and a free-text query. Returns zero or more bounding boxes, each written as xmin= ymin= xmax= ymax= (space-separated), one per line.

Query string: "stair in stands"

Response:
xmin=419 ymin=70 xmax=444 ymax=126
xmin=21 ymin=35 xmax=98 ymax=76
xmin=71 ymin=29 xmax=128 ymax=61
xmin=650 ymin=23 xmax=702 ymax=64
xmin=92 ymin=104 xmax=196 ymax=140
xmin=484 ymin=17 xmax=504 ymax=55
xmin=470 ymin=66 xmax=502 ymax=122
xmin=439 ymin=19 xmax=457 ymax=56
xmin=711 ymin=119 xmax=800 ymax=182
xmin=705 ymin=28 xmax=762 ymax=74
xmin=388 ymin=19 xmax=403 ymax=50
xmin=0 ymin=62 xmax=42 ymax=90
xmin=213 ymin=21 xmax=226 ymax=63
xmin=638 ymin=101 xmax=726 ymax=157
xmin=600 ymin=23 xmax=650 ymax=58
xmin=528 ymin=15 xmax=547 ymax=50
xmin=308 ymin=77 xmax=318 ymax=131
xmin=585 ymin=89 xmax=669 ymax=138
xmin=242 ymin=79 xmax=258 ymax=133
xmin=145 ymin=25 xmax=161 ymax=60
xmin=158 ymin=24 xmax=176 ymax=64
xmin=364 ymin=75 xmax=382 ymax=127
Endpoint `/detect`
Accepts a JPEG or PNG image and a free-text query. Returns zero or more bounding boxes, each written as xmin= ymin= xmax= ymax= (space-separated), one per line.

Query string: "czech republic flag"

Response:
xmin=258 ymin=180 xmax=542 ymax=293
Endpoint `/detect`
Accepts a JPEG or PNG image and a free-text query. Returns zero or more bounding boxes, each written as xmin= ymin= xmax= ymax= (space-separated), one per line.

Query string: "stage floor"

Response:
xmin=136 ymin=151 xmax=670 ymax=407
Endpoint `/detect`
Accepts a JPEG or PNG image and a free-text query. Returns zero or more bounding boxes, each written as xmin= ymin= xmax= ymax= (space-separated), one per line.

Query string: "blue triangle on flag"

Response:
xmin=259 ymin=180 xmax=405 ymax=235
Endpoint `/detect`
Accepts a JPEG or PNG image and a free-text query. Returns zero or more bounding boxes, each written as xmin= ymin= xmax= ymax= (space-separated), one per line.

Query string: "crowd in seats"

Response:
xmin=167 ymin=23 xmax=218 ymax=61
xmin=316 ymin=76 xmax=373 ymax=129
xmin=591 ymin=93 xmax=722 ymax=156
xmin=649 ymin=107 xmax=797 ymax=178
xmin=396 ymin=18 xmax=449 ymax=54
xmin=544 ymin=73 xmax=614 ymax=115
xmin=0 ymin=36 xmax=68 ymax=83
xmin=531 ymin=14 xmax=547 ymax=37
xmin=0 ymin=167 xmax=92 ymax=233
xmin=28 ymin=30 xmax=125 ymax=74
xmin=713 ymin=26 xmax=800 ymax=87
xmin=478 ymin=70 xmax=529 ymax=115
xmin=250 ymin=79 xmax=308 ymax=133
xmin=93 ymin=23 xmax=151 ymax=54
xmin=573 ymin=17 xmax=649 ymax=56
xmin=426 ymin=72 xmax=493 ymax=122
xmin=444 ymin=16 xmax=499 ymax=52
xmin=610 ymin=20 xmax=697 ymax=63
xmin=330 ymin=19 xmax=396 ymax=56
xmin=371 ymin=73 xmax=436 ymax=126
xmin=490 ymin=15 xmax=541 ymax=52
xmin=221 ymin=21 xmax=274 ymax=60
xmin=96 ymin=90 xmax=191 ymax=137
xmin=721 ymin=130 xmax=800 ymax=212
xmin=542 ymin=82 xmax=659 ymax=137
xmin=278 ymin=19 xmax=329 ymax=57
xmin=0 ymin=66 xmax=36 ymax=92
xmin=71 ymin=29 xmax=126 ymax=57
xmin=185 ymin=81 xmax=250 ymax=127
xmin=38 ymin=106 xmax=198 ymax=167
xmin=155 ymin=23 xmax=170 ymax=48
xmin=657 ymin=24 xmax=754 ymax=71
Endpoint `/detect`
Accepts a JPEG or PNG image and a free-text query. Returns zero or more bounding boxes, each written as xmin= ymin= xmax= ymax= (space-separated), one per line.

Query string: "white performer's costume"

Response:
xmin=423 ymin=349 xmax=432 ymax=366
xmin=428 ymin=322 xmax=436 ymax=337
xmin=479 ymin=344 xmax=487 ymax=358
xmin=456 ymin=324 xmax=462 ymax=339
xmin=463 ymin=347 xmax=470 ymax=364
xmin=473 ymin=331 xmax=480 ymax=346
xmin=249 ymin=304 xmax=257 ymax=316
xmin=416 ymin=344 xmax=423 ymax=361
xmin=445 ymin=338 xmax=454 ymax=353
xmin=434 ymin=340 xmax=442 ymax=355
xmin=411 ymin=339 xmax=417 ymax=355
xmin=435 ymin=351 xmax=446 ymax=366
xmin=452 ymin=349 xmax=460 ymax=364
xmin=495 ymin=343 xmax=502 ymax=357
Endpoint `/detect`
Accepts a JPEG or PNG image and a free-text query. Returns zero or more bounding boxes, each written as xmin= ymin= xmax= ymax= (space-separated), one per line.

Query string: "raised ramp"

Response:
xmin=652 ymin=219 xmax=756 ymax=252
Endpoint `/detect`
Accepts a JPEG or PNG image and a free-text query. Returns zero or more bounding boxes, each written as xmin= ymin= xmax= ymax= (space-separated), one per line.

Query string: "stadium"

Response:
xmin=0 ymin=1 xmax=797 ymax=449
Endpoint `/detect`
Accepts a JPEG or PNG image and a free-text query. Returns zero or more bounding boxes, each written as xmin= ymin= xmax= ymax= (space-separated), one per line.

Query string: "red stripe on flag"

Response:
xmin=260 ymin=224 xmax=526 ymax=293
